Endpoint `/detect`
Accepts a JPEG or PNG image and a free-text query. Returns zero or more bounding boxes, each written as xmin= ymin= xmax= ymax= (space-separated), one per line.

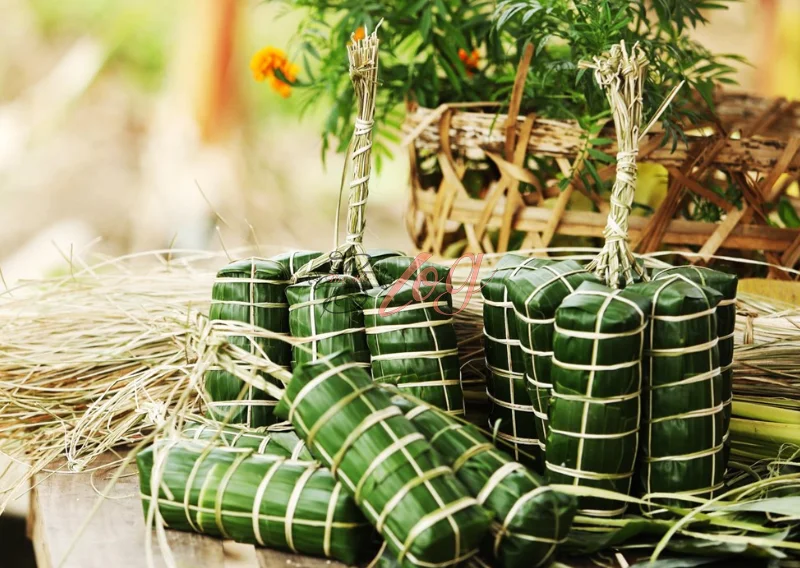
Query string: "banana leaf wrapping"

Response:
xmin=507 ymin=261 xmax=599 ymax=454
xmin=182 ymin=421 xmax=311 ymax=460
xmin=481 ymin=254 xmax=551 ymax=464
xmin=367 ymin=249 xmax=406 ymax=264
xmin=372 ymin=255 xmax=448 ymax=285
xmin=364 ymin=276 xmax=464 ymax=416
xmin=274 ymin=351 xmax=492 ymax=568
xmin=651 ymin=266 xmax=737 ymax=466
xmin=627 ymin=276 xmax=724 ymax=507
xmin=393 ymin=395 xmax=577 ymax=568
xmin=205 ymin=258 xmax=290 ymax=427
xmin=270 ymin=250 xmax=324 ymax=276
xmin=136 ymin=440 xmax=371 ymax=564
xmin=286 ymin=274 xmax=371 ymax=368
xmin=546 ymin=281 xmax=650 ymax=517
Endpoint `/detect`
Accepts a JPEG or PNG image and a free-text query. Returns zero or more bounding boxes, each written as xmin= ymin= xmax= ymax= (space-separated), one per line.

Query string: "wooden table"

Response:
xmin=27 ymin=454 xmax=345 ymax=568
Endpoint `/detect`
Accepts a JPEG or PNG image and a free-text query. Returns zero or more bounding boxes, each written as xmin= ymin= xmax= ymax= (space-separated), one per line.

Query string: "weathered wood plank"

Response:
xmin=255 ymin=548 xmax=349 ymax=568
xmin=29 ymin=453 xmax=225 ymax=568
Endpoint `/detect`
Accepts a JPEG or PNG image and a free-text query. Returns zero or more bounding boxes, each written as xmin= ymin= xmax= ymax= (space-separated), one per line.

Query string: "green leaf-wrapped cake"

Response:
xmin=507 ymin=260 xmax=599 ymax=455
xmin=628 ymin=276 xmax=724 ymax=510
xmin=481 ymin=254 xmax=551 ymax=464
xmin=546 ymin=281 xmax=650 ymax=517
xmin=205 ymin=258 xmax=291 ymax=427
xmin=393 ymin=394 xmax=577 ymax=568
xmin=286 ymin=275 xmax=371 ymax=368
xmin=275 ymin=351 xmax=492 ymax=568
xmin=651 ymin=265 xmax=737 ymax=466
xmin=137 ymin=440 xmax=371 ymax=564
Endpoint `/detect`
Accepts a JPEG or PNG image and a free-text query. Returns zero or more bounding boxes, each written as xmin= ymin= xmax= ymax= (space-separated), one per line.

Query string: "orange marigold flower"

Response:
xmin=250 ymin=46 xmax=299 ymax=97
xmin=458 ymin=48 xmax=480 ymax=76
xmin=352 ymin=26 xmax=366 ymax=42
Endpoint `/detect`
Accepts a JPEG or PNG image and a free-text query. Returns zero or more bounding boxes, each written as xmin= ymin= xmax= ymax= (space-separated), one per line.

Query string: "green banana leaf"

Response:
xmin=652 ymin=266 xmax=737 ymax=467
xmin=627 ymin=276 xmax=724 ymax=510
xmin=286 ymin=275 xmax=371 ymax=368
xmin=275 ymin=351 xmax=493 ymax=568
xmin=547 ymin=281 xmax=651 ymax=516
xmin=136 ymin=440 xmax=372 ymax=565
xmin=365 ymin=278 xmax=465 ymax=415
xmin=270 ymin=250 xmax=324 ymax=277
xmin=372 ymin=255 xmax=449 ymax=286
xmin=182 ymin=420 xmax=311 ymax=460
xmin=205 ymin=258 xmax=290 ymax=427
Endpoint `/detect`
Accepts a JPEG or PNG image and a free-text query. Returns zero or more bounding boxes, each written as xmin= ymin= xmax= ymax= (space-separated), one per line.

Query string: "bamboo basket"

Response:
xmin=404 ymin=91 xmax=800 ymax=275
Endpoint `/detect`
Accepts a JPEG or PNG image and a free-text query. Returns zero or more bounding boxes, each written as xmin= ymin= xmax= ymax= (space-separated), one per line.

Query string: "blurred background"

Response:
xmin=0 ymin=0 xmax=797 ymax=285
xmin=0 ymin=0 xmax=413 ymax=288
xmin=0 ymin=0 xmax=798 ymax=565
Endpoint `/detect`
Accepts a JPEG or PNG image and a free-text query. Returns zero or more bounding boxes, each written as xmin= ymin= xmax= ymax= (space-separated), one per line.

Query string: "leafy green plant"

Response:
xmin=271 ymin=0 xmax=742 ymax=166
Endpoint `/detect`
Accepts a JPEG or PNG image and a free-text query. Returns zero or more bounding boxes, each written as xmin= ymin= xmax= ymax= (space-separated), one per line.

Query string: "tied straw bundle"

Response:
xmin=296 ymin=22 xmax=381 ymax=285
xmin=580 ymin=43 xmax=683 ymax=289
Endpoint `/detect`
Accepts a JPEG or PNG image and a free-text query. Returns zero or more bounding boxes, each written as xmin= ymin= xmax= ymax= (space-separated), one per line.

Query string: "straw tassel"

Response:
xmin=581 ymin=42 xmax=649 ymax=288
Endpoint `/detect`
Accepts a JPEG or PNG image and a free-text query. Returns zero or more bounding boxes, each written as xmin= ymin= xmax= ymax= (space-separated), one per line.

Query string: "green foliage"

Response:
xmin=496 ymin=0 xmax=744 ymax=151
xmin=274 ymin=0 xmax=504 ymax=160
xmin=271 ymin=0 xmax=742 ymax=164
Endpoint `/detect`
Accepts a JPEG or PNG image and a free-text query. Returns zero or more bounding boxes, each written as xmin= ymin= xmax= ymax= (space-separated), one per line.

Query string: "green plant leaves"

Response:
xmin=270 ymin=0 xmax=741 ymax=174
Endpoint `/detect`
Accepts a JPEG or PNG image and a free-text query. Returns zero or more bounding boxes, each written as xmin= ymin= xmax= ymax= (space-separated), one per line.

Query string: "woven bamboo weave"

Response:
xmin=403 ymin=93 xmax=800 ymax=274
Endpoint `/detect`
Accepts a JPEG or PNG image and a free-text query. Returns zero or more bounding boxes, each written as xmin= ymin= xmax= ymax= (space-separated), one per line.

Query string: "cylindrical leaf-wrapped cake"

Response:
xmin=651 ymin=266 xmax=737 ymax=467
xmin=481 ymin=254 xmax=551 ymax=464
xmin=137 ymin=441 xmax=370 ymax=564
xmin=275 ymin=351 xmax=492 ymax=568
xmin=546 ymin=281 xmax=650 ymax=517
xmin=628 ymin=276 xmax=724 ymax=509
xmin=393 ymin=395 xmax=576 ymax=568
xmin=507 ymin=260 xmax=599 ymax=454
